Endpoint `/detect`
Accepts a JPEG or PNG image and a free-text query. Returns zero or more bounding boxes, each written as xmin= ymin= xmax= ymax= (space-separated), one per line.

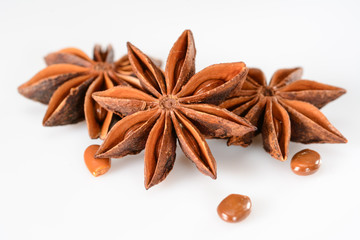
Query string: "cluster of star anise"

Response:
xmin=18 ymin=30 xmax=347 ymax=189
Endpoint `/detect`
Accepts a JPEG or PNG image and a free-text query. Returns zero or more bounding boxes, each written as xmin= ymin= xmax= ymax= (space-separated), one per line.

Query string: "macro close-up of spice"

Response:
xmin=1 ymin=0 xmax=359 ymax=240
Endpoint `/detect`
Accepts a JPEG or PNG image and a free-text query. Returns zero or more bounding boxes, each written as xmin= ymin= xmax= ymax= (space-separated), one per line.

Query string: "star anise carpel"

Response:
xmin=221 ymin=67 xmax=347 ymax=161
xmin=18 ymin=45 xmax=141 ymax=139
xmin=92 ymin=30 xmax=256 ymax=189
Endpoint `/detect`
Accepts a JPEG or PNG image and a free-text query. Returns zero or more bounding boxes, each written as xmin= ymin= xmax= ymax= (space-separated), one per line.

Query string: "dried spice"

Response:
xmin=18 ymin=45 xmax=142 ymax=139
xmin=92 ymin=30 xmax=256 ymax=189
xmin=84 ymin=145 xmax=111 ymax=177
xmin=291 ymin=149 xmax=321 ymax=176
xmin=221 ymin=67 xmax=347 ymax=161
xmin=217 ymin=194 xmax=252 ymax=223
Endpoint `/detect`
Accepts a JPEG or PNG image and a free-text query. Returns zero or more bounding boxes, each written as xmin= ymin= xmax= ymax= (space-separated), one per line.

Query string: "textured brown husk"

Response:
xmin=93 ymin=30 xmax=256 ymax=189
xmin=221 ymin=67 xmax=347 ymax=161
xmin=18 ymin=45 xmax=142 ymax=139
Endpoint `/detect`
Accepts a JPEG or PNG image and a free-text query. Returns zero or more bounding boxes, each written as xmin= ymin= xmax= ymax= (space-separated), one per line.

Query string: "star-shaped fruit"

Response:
xmin=92 ymin=30 xmax=256 ymax=189
xmin=18 ymin=45 xmax=141 ymax=139
xmin=221 ymin=67 xmax=347 ymax=161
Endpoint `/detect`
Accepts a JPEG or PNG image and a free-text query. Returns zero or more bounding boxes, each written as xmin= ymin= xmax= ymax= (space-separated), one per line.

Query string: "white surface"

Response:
xmin=1 ymin=0 xmax=359 ymax=239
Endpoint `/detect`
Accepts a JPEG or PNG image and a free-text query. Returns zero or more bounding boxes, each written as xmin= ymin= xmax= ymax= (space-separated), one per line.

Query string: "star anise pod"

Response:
xmin=92 ymin=30 xmax=256 ymax=189
xmin=221 ymin=67 xmax=347 ymax=161
xmin=18 ymin=45 xmax=141 ymax=139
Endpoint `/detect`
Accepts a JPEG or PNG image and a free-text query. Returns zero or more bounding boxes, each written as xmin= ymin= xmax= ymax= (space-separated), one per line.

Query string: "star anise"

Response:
xmin=221 ymin=67 xmax=347 ymax=161
xmin=92 ymin=30 xmax=256 ymax=189
xmin=18 ymin=45 xmax=141 ymax=139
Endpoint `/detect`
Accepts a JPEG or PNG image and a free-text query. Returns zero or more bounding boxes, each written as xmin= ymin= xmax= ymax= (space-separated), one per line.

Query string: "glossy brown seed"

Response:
xmin=123 ymin=122 xmax=145 ymax=139
xmin=217 ymin=194 xmax=252 ymax=223
xmin=291 ymin=149 xmax=321 ymax=176
xmin=193 ymin=79 xmax=225 ymax=95
xmin=84 ymin=145 xmax=111 ymax=177
xmin=94 ymin=101 xmax=107 ymax=123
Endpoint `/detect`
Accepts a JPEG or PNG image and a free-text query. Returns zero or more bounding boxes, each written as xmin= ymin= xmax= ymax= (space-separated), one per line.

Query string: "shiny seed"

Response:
xmin=181 ymin=127 xmax=200 ymax=156
xmin=273 ymin=118 xmax=282 ymax=139
xmin=94 ymin=101 xmax=107 ymax=123
xmin=174 ymin=57 xmax=185 ymax=81
xmin=217 ymin=194 xmax=252 ymax=223
xmin=193 ymin=79 xmax=225 ymax=95
xmin=84 ymin=145 xmax=111 ymax=177
xmin=291 ymin=149 xmax=321 ymax=176
xmin=123 ymin=122 xmax=144 ymax=139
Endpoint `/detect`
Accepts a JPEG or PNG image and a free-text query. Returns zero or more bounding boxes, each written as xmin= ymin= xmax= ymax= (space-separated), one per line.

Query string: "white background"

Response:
xmin=1 ymin=0 xmax=359 ymax=239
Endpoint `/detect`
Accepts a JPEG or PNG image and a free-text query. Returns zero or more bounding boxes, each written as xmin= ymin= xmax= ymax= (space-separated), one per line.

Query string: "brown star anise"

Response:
xmin=92 ymin=30 xmax=256 ymax=189
xmin=221 ymin=67 xmax=347 ymax=161
xmin=18 ymin=45 xmax=141 ymax=139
